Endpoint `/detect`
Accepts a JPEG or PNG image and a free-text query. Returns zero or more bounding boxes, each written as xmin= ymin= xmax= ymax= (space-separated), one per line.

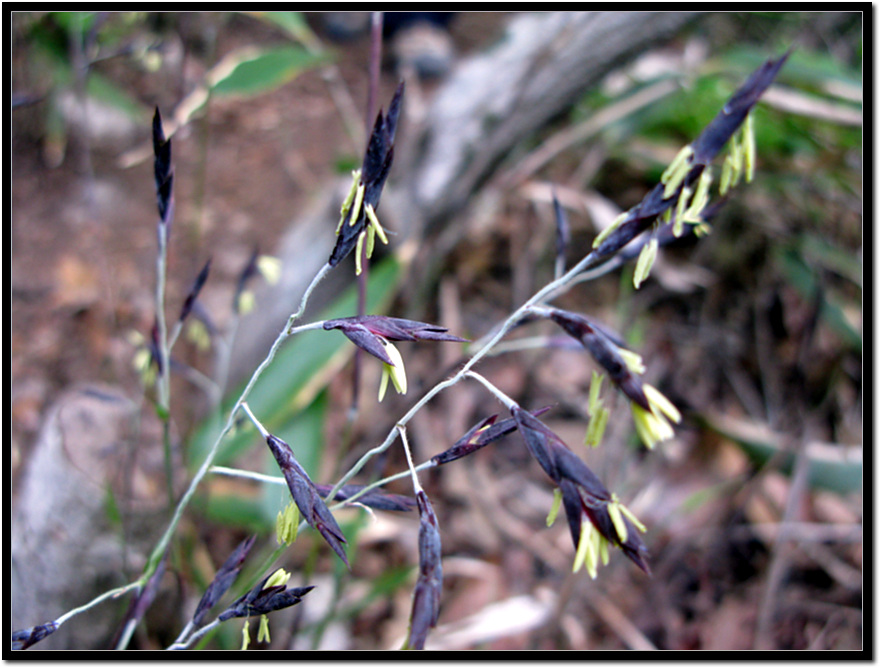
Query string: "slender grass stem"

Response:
xmin=53 ymin=581 xmax=141 ymax=628
xmin=154 ymin=224 xmax=175 ymax=507
xmin=464 ymin=371 xmax=518 ymax=410
xmin=397 ymin=426 xmax=422 ymax=493
xmin=168 ymin=618 xmax=220 ymax=650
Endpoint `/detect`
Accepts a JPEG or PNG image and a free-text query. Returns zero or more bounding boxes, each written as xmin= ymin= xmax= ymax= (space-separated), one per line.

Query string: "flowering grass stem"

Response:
xmin=154 ymin=223 xmax=175 ymax=507
xmin=140 ymin=264 xmax=333 ymax=584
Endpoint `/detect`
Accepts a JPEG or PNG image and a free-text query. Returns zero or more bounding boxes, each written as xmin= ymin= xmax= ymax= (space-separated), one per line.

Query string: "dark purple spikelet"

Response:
xmin=362 ymin=80 xmax=404 ymax=202
xmin=512 ymin=406 xmax=610 ymax=499
xmin=107 ymin=551 xmax=168 ymax=649
xmin=592 ymin=183 xmax=674 ymax=259
xmin=591 ymin=198 xmax=728 ymax=280
xmin=149 ymin=318 xmax=164 ymax=376
xmin=553 ymin=443 xmax=612 ymax=501
xmin=431 ymin=406 xmax=552 ymax=466
xmin=592 ymin=50 xmax=790 ymax=260
xmin=561 ymin=480 xmax=651 ymax=575
xmin=152 ymin=107 xmax=174 ymax=227
xmin=553 ymin=190 xmax=570 ymax=270
xmin=179 ymin=258 xmax=211 ymax=323
xmin=191 ymin=535 xmax=256 ymax=628
xmin=315 ymin=483 xmax=416 ymax=512
xmin=511 ymin=405 xmax=571 ymax=483
xmin=131 ymin=550 xmax=168 ymax=627
xmin=406 ymin=491 xmax=442 ymax=650
xmin=512 ymin=407 xmax=651 ymax=575
xmin=690 ymin=48 xmax=792 ymax=165
xmin=329 ymin=82 xmax=405 ymax=267
xmin=218 ymin=573 xmax=314 ymax=621
xmin=511 ymin=408 xmax=579 ymax=487
xmin=11 ymin=622 xmax=58 ymax=650
xmin=323 ymin=315 xmax=467 ymax=366
xmin=233 ymin=246 xmax=260 ymax=314
xmin=265 ymin=434 xmax=349 ymax=567
xmin=431 ymin=414 xmax=498 ymax=466
xmin=546 ymin=309 xmax=650 ymax=412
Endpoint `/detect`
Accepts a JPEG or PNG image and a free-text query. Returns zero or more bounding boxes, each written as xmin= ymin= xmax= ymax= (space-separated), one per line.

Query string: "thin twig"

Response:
xmin=587 ymin=590 xmax=657 ymax=651
xmin=753 ymin=439 xmax=812 ymax=650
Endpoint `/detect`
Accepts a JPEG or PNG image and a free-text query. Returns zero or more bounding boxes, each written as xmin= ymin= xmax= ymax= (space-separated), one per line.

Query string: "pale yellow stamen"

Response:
xmin=592 ymin=211 xmax=628 ymax=249
xmin=633 ymin=237 xmax=658 ymax=289
xmin=661 ymin=145 xmax=694 ymax=199
xmin=349 ymin=182 xmax=365 ymax=227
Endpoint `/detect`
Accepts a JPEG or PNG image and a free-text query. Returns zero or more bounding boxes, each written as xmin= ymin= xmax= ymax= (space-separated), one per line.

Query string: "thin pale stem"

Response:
xmin=115 ymin=617 xmax=139 ymax=651
xmin=168 ymin=618 xmax=221 ymax=650
xmin=54 ymin=581 xmax=141 ymax=628
xmin=464 ymin=371 xmax=518 ymax=410
xmin=154 ymin=224 xmax=175 ymax=507
xmin=397 ymin=426 xmax=422 ymax=493
xmin=240 ymin=401 xmax=268 ymax=437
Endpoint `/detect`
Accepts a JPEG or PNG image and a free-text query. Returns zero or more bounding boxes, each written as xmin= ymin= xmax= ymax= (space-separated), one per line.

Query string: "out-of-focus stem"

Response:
xmin=155 ymin=223 xmax=175 ymax=508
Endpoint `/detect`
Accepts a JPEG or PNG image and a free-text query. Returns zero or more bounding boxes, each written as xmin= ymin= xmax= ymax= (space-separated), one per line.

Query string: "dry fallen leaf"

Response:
xmin=54 ymin=254 xmax=101 ymax=309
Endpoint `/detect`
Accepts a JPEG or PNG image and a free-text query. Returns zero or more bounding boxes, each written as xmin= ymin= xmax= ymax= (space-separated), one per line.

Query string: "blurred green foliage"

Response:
xmin=14 ymin=11 xmax=329 ymax=163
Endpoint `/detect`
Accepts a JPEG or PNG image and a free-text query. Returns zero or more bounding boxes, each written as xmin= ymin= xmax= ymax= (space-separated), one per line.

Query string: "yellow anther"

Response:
xmin=546 ymin=488 xmax=563 ymax=527
xmin=378 ymin=339 xmax=407 ymax=401
xmin=336 ymin=170 xmax=362 ymax=234
xmin=673 ymin=186 xmax=692 ymax=237
xmin=584 ymin=406 xmax=609 ymax=448
xmin=349 ymin=183 xmax=365 ymax=227
xmin=588 ymin=371 xmax=604 ymax=414
xmin=256 ymin=255 xmax=282 ymax=285
xmin=618 ymin=349 xmax=645 ymax=375
xmin=608 ymin=500 xmax=628 ymax=543
xmin=719 ymin=154 xmax=734 ymax=196
xmin=743 ymin=114 xmax=756 ymax=183
xmin=365 ymin=224 xmax=376 ymax=259
xmin=257 ymin=615 xmax=271 ymax=644
xmin=364 ymin=204 xmax=389 ymax=245
xmin=592 ymin=211 xmax=628 ymax=249
xmin=619 ymin=502 xmax=647 ymax=534
xmin=276 ymin=502 xmax=300 ymax=546
xmin=265 ymin=568 xmax=290 ymax=589
xmin=354 ymin=231 xmax=365 ymax=275
xmin=633 ymin=237 xmax=658 ymax=289
xmin=684 ymin=169 xmax=712 ymax=224
xmin=661 ymin=145 xmax=694 ymax=199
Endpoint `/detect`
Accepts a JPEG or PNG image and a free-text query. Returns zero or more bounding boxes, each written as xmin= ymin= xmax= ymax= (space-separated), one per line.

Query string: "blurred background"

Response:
xmin=10 ymin=12 xmax=862 ymax=650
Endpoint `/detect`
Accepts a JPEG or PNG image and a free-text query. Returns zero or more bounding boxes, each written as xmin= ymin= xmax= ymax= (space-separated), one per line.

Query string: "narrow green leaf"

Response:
xmin=697 ymin=412 xmax=862 ymax=495
xmin=775 ymin=247 xmax=862 ymax=352
xmin=210 ymin=45 xmax=328 ymax=97
xmin=248 ymin=11 xmax=323 ymax=51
